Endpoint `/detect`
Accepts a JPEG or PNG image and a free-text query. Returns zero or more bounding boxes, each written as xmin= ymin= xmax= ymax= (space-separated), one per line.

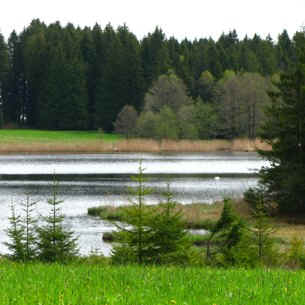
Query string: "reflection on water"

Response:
xmin=0 ymin=152 xmax=266 ymax=256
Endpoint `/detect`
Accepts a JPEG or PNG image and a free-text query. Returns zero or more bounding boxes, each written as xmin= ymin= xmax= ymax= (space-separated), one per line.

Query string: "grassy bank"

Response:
xmin=0 ymin=129 xmax=270 ymax=153
xmin=0 ymin=262 xmax=304 ymax=304
xmin=89 ymin=200 xmax=305 ymax=247
xmin=88 ymin=202 xmax=222 ymax=230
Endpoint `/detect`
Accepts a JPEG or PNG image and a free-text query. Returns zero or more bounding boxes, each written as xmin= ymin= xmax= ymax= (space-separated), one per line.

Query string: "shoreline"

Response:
xmin=0 ymin=138 xmax=271 ymax=154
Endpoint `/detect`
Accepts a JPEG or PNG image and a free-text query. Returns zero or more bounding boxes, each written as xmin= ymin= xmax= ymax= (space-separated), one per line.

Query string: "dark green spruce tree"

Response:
xmin=0 ymin=32 xmax=9 ymax=126
xmin=259 ymin=30 xmax=305 ymax=213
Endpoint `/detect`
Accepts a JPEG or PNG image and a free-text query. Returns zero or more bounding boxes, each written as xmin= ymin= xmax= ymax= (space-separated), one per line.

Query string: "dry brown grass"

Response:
xmin=176 ymin=202 xmax=224 ymax=224
xmin=231 ymin=138 xmax=271 ymax=152
xmin=0 ymin=137 xmax=271 ymax=154
xmin=115 ymin=139 xmax=161 ymax=152
xmin=182 ymin=200 xmax=305 ymax=244
xmin=99 ymin=138 xmax=271 ymax=154
xmin=0 ymin=141 xmax=115 ymax=154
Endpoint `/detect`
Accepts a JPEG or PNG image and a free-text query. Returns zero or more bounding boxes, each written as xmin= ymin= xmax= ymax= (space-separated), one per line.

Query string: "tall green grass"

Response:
xmin=0 ymin=262 xmax=304 ymax=304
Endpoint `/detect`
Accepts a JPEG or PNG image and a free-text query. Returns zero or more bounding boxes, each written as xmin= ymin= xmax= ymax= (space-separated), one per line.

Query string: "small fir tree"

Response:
xmin=36 ymin=179 xmax=78 ymax=262
xmin=249 ymin=204 xmax=276 ymax=264
xmin=147 ymin=183 xmax=191 ymax=264
xmin=111 ymin=161 xmax=154 ymax=264
xmin=5 ymin=203 xmax=25 ymax=261
xmin=206 ymin=199 xmax=246 ymax=265
xmin=21 ymin=196 xmax=38 ymax=260
xmin=206 ymin=199 xmax=237 ymax=260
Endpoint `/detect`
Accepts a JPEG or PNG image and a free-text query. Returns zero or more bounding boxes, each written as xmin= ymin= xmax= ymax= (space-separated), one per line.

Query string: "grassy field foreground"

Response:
xmin=0 ymin=263 xmax=304 ymax=305
xmin=0 ymin=129 xmax=270 ymax=153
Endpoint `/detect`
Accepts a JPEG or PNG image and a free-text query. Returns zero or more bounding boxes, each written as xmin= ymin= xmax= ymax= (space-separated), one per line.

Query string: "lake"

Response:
xmin=0 ymin=152 xmax=268 ymax=256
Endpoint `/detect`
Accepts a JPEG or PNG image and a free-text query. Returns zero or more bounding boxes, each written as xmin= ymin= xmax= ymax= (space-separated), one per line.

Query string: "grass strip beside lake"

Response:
xmin=88 ymin=203 xmax=222 ymax=230
xmin=0 ymin=262 xmax=304 ymax=305
xmin=0 ymin=129 xmax=271 ymax=153
xmin=89 ymin=201 xmax=305 ymax=247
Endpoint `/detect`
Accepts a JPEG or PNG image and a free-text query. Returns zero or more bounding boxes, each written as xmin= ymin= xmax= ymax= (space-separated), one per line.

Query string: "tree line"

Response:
xmin=0 ymin=19 xmax=302 ymax=135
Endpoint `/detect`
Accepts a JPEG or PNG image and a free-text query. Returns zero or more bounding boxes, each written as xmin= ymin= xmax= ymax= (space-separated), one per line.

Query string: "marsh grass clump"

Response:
xmin=284 ymin=236 xmax=305 ymax=268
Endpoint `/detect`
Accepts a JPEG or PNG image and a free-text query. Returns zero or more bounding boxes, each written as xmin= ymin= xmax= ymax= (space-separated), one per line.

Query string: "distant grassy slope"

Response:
xmin=0 ymin=129 xmax=120 ymax=143
xmin=0 ymin=129 xmax=122 ymax=153
xmin=0 ymin=263 xmax=304 ymax=305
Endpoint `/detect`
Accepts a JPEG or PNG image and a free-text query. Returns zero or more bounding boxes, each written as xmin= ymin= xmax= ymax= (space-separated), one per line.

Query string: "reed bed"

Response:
xmin=0 ymin=137 xmax=271 ymax=154
xmin=116 ymin=138 xmax=271 ymax=153
xmin=89 ymin=202 xmax=230 ymax=230
xmin=0 ymin=141 xmax=115 ymax=154
xmin=0 ymin=263 xmax=304 ymax=304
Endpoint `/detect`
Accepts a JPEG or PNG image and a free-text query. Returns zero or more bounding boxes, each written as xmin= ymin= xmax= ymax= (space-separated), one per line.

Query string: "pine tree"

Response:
xmin=0 ymin=32 xmax=9 ymax=124
xmin=259 ymin=30 xmax=305 ymax=213
xmin=249 ymin=204 xmax=276 ymax=263
xmin=21 ymin=196 xmax=38 ymax=260
xmin=36 ymin=179 xmax=78 ymax=262
xmin=206 ymin=199 xmax=241 ymax=262
xmin=111 ymin=161 xmax=154 ymax=264
xmin=4 ymin=203 xmax=25 ymax=261
xmin=147 ymin=184 xmax=191 ymax=264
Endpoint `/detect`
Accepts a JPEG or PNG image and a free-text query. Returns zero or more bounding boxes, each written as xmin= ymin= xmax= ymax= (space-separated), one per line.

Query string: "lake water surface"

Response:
xmin=0 ymin=152 xmax=268 ymax=256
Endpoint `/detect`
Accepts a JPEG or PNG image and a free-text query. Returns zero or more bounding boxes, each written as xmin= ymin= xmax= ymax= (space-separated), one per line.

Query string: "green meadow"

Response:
xmin=0 ymin=262 xmax=304 ymax=305
xmin=0 ymin=129 xmax=119 ymax=143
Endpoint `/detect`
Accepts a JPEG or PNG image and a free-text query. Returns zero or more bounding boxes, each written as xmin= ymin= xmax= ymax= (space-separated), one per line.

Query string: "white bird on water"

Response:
xmin=214 ymin=176 xmax=220 ymax=180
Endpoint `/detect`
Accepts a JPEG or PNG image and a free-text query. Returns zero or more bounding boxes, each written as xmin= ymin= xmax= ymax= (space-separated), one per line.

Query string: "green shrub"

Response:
xmin=284 ymin=237 xmax=305 ymax=268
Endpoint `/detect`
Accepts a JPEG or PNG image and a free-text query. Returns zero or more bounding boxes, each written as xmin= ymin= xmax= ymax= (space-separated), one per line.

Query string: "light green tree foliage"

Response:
xmin=217 ymin=71 xmax=270 ymax=138
xmin=193 ymin=98 xmax=219 ymax=139
xmin=135 ymin=111 xmax=158 ymax=138
xmin=155 ymin=106 xmax=179 ymax=140
xmin=195 ymin=70 xmax=217 ymax=102
xmin=239 ymin=73 xmax=271 ymax=138
xmin=36 ymin=180 xmax=78 ymax=262
xmin=139 ymin=72 xmax=196 ymax=139
xmin=144 ymin=72 xmax=191 ymax=113
xmin=177 ymin=104 xmax=199 ymax=139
